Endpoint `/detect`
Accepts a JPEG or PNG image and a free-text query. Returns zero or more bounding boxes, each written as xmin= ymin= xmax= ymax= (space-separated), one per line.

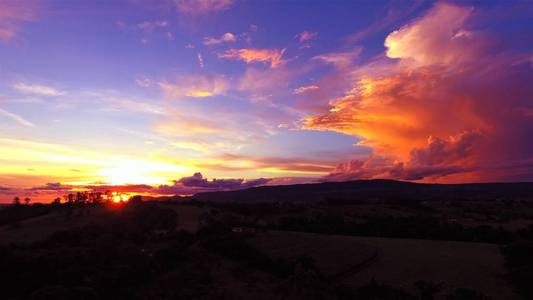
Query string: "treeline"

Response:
xmin=275 ymin=214 xmax=514 ymax=244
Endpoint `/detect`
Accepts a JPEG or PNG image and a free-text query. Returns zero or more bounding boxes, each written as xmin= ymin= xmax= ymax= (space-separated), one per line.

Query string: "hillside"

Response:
xmin=190 ymin=179 xmax=533 ymax=203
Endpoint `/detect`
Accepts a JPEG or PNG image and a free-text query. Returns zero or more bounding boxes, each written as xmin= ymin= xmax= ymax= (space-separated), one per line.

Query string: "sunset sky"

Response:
xmin=0 ymin=0 xmax=532 ymax=202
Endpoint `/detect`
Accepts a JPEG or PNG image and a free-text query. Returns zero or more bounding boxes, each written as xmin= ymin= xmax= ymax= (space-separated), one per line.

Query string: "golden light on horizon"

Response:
xmin=112 ymin=192 xmax=131 ymax=203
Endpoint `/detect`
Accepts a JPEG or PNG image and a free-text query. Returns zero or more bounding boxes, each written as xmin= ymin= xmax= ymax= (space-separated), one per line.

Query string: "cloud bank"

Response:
xmin=306 ymin=3 xmax=533 ymax=182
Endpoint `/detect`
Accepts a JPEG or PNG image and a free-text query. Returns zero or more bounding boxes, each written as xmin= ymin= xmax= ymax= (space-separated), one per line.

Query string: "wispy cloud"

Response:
xmin=197 ymin=52 xmax=205 ymax=68
xmin=219 ymin=48 xmax=286 ymax=68
xmin=0 ymin=108 xmax=34 ymax=127
xmin=346 ymin=0 xmax=424 ymax=43
xmin=0 ymin=0 xmax=36 ymax=40
xmin=117 ymin=19 xmax=171 ymax=44
xmin=159 ymin=75 xmax=229 ymax=99
xmin=203 ymin=32 xmax=237 ymax=45
xmin=296 ymin=30 xmax=317 ymax=48
xmin=199 ymin=153 xmax=336 ymax=175
xmin=297 ymin=31 xmax=318 ymax=42
xmin=137 ymin=20 xmax=168 ymax=32
xmin=313 ymin=48 xmax=362 ymax=69
xmin=135 ymin=77 xmax=153 ymax=87
xmin=13 ymin=83 xmax=66 ymax=96
xmin=174 ymin=0 xmax=235 ymax=15
xmin=293 ymin=85 xmax=319 ymax=95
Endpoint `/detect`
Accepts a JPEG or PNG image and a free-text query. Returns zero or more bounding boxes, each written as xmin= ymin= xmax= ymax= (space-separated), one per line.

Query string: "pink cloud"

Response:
xmin=0 ymin=0 xmax=37 ymax=40
xmin=313 ymin=48 xmax=362 ymax=69
xmin=384 ymin=2 xmax=477 ymax=66
xmin=297 ymin=31 xmax=318 ymax=42
xmin=219 ymin=48 xmax=286 ymax=68
xmin=293 ymin=85 xmax=319 ymax=95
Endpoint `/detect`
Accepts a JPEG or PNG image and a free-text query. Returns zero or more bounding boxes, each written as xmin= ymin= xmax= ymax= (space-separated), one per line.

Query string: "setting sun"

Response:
xmin=111 ymin=192 xmax=131 ymax=203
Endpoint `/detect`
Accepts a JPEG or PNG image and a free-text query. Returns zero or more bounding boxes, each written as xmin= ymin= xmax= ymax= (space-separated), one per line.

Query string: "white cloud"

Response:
xmin=0 ymin=108 xmax=34 ymax=127
xmin=203 ymin=32 xmax=237 ymax=45
xmin=13 ymin=83 xmax=65 ymax=96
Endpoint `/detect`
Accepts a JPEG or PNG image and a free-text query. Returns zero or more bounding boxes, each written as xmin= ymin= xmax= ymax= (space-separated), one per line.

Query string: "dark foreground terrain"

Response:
xmin=1 ymin=180 xmax=533 ymax=299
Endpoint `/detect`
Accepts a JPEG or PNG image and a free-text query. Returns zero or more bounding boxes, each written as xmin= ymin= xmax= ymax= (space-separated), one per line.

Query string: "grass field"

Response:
xmin=0 ymin=204 xmax=204 ymax=245
xmin=251 ymin=230 xmax=522 ymax=299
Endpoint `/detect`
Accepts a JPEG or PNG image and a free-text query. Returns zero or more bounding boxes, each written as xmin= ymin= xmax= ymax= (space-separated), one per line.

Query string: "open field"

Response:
xmin=251 ymin=230 xmax=522 ymax=299
xmin=0 ymin=204 xmax=203 ymax=245
xmin=159 ymin=203 xmax=203 ymax=232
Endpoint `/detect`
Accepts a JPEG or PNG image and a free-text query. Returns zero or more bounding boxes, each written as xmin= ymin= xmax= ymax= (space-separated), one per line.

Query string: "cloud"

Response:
xmin=293 ymin=85 xmax=319 ymax=95
xmin=159 ymin=75 xmax=229 ymax=99
xmin=154 ymin=111 xmax=226 ymax=136
xmin=197 ymin=52 xmax=205 ymax=68
xmin=118 ymin=19 xmax=171 ymax=44
xmin=305 ymin=3 xmax=533 ymax=182
xmin=177 ymin=172 xmax=269 ymax=189
xmin=219 ymin=48 xmax=286 ymax=68
xmin=148 ymin=172 xmax=271 ymax=195
xmin=82 ymin=90 xmax=167 ymax=115
xmin=325 ymin=132 xmax=480 ymax=182
xmin=29 ymin=182 xmax=72 ymax=191
xmin=296 ymin=30 xmax=317 ymax=48
xmin=384 ymin=2 xmax=476 ymax=66
xmin=0 ymin=0 xmax=36 ymax=40
xmin=0 ymin=108 xmax=34 ymax=127
xmin=239 ymin=67 xmax=291 ymax=101
xmin=313 ymin=48 xmax=362 ymax=69
xmin=203 ymin=32 xmax=237 ymax=45
xmin=13 ymin=83 xmax=66 ymax=96
xmin=346 ymin=0 xmax=423 ymax=43
xmin=137 ymin=20 xmax=168 ymax=31
xmin=297 ymin=31 xmax=318 ymax=43
xmin=174 ymin=0 xmax=234 ymax=15
xmin=135 ymin=77 xmax=152 ymax=87
xmin=198 ymin=154 xmax=336 ymax=175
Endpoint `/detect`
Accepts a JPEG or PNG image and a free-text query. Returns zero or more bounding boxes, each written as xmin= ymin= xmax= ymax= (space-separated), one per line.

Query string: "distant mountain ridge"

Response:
xmin=187 ymin=179 xmax=533 ymax=203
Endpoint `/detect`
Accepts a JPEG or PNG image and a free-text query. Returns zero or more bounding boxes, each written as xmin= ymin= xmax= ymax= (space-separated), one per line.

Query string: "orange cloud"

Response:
xmin=305 ymin=3 xmax=533 ymax=182
xmin=159 ymin=75 xmax=229 ymax=99
xmin=219 ymin=48 xmax=286 ymax=68
xmin=197 ymin=154 xmax=336 ymax=175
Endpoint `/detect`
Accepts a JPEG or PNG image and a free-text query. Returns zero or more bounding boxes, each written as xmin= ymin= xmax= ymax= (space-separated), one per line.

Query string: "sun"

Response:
xmin=112 ymin=193 xmax=130 ymax=203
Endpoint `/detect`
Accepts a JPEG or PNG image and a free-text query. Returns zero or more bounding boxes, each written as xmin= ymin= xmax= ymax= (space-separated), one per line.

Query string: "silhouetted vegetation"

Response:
xmin=276 ymin=214 xmax=513 ymax=243
xmin=502 ymin=240 xmax=533 ymax=299
xmin=0 ymin=203 xmax=51 ymax=226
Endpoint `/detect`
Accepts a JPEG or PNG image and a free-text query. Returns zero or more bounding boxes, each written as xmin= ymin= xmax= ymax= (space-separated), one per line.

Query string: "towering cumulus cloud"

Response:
xmin=305 ymin=3 xmax=533 ymax=182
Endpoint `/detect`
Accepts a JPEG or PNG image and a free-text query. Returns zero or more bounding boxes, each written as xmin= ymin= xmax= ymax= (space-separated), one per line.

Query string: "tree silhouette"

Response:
xmin=24 ymin=197 xmax=31 ymax=205
xmin=13 ymin=196 xmax=20 ymax=206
